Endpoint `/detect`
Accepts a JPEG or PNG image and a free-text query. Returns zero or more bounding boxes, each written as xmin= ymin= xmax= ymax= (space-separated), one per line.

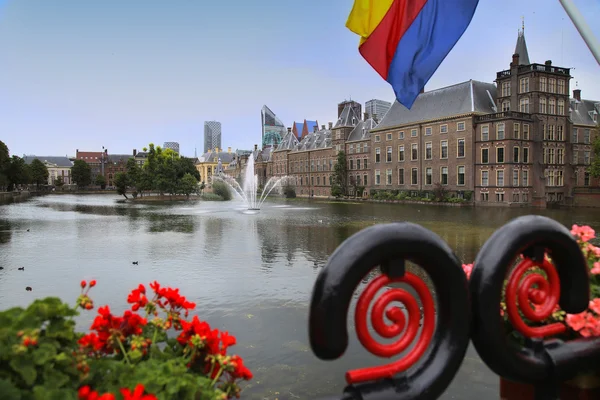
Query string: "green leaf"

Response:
xmin=33 ymin=343 xmax=57 ymax=366
xmin=45 ymin=319 xmax=76 ymax=340
xmin=0 ymin=378 xmax=22 ymax=400
xmin=32 ymin=386 xmax=78 ymax=400
xmin=9 ymin=357 xmax=37 ymax=386
xmin=41 ymin=367 xmax=70 ymax=389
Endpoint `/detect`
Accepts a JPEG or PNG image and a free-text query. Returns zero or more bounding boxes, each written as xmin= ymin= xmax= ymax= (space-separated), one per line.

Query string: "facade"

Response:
xmin=75 ymin=150 xmax=106 ymax=183
xmin=195 ymin=147 xmax=234 ymax=185
xmin=365 ymin=99 xmax=392 ymax=121
xmin=261 ymin=106 xmax=286 ymax=149
xmin=23 ymin=156 xmax=73 ymax=185
xmin=105 ymin=154 xmax=131 ymax=187
xmin=163 ymin=142 xmax=180 ymax=154
xmin=203 ymin=121 xmax=222 ymax=153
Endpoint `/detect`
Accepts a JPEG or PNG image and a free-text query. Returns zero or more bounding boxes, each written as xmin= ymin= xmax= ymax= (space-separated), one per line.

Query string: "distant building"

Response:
xmin=163 ymin=142 xmax=180 ymax=154
xmin=365 ymin=99 xmax=392 ymax=120
xmin=292 ymin=119 xmax=319 ymax=140
xmin=195 ymin=147 xmax=235 ymax=184
xmin=261 ymin=105 xmax=287 ymax=149
xmin=22 ymin=156 xmax=73 ymax=185
xmin=204 ymin=121 xmax=222 ymax=153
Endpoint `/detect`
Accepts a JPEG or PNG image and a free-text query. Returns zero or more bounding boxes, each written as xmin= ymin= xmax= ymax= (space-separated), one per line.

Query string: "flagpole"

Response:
xmin=558 ymin=0 xmax=600 ymax=65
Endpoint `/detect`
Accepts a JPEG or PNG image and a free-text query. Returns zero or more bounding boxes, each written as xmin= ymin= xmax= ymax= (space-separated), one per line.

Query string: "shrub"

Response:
xmin=211 ymin=181 xmax=232 ymax=201
xmin=283 ymin=184 xmax=296 ymax=198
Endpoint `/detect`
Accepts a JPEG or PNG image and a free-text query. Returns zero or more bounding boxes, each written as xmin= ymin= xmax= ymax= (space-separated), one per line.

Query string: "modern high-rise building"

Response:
xmin=163 ymin=142 xmax=180 ymax=154
xmin=365 ymin=99 xmax=392 ymax=120
xmin=261 ymin=105 xmax=286 ymax=148
xmin=204 ymin=121 xmax=222 ymax=153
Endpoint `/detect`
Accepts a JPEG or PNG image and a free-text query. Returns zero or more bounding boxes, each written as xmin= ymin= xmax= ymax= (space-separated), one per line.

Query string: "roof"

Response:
xmin=253 ymin=147 xmax=273 ymax=162
xmin=23 ymin=156 xmax=73 ymax=168
xmin=375 ymin=80 xmax=498 ymax=130
xmin=107 ymin=154 xmax=131 ymax=163
xmin=570 ymin=98 xmax=600 ymax=126
xmin=198 ymin=151 xmax=234 ymax=164
xmin=293 ymin=127 xmax=332 ymax=152
xmin=514 ymin=30 xmax=530 ymax=65
xmin=347 ymin=118 xmax=379 ymax=142
xmin=334 ymin=102 xmax=362 ymax=128
xmin=275 ymin=130 xmax=300 ymax=151
xmin=305 ymin=120 xmax=318 ymax=134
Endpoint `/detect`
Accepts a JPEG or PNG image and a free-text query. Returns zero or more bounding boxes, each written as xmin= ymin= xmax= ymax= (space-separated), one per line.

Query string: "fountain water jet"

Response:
xmin=211 ymin=155 xmax=290 ymax=211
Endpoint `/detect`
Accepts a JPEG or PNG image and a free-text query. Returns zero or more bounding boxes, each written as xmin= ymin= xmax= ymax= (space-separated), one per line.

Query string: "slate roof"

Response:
xmin=275 ymin=131 xmax=300 ymax=151
xmin=253 ymin=147 xmax=273 ymax=162
xmin=198 ymin=151 xmax=235 ymax=164
xmin=335 ymin=103 xmax=362 ymax=128
xmin=347 ymin=118 xmax=379 ymax=142
xmin=23 ymin=156 xmax=73 ymax=167
xmin=515 ymin=30 xmax=530 ymax=65
xmin=107 ymin=154 xmax=131 ymax=163
xmin=293 ymin=127 xmax=332 ymax=152
xmin=375 ymin=80 xmax=498 ymax=130
xmin=570 ymin=98 xmax=600 ymax=126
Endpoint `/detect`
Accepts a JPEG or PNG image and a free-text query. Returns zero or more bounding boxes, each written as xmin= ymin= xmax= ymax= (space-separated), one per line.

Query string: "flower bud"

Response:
xmin=89 ymin=280 xmax=96 ymax=287
xmin=81 ymin=280 xmax=87 ymax=289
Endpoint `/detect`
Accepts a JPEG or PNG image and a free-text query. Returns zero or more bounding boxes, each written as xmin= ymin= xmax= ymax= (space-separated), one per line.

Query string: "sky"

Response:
xmin=0 ymin=0 xmax=599 ymax=158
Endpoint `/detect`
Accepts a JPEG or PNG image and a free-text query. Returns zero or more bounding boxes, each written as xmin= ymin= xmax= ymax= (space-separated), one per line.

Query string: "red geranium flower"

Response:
xmin=120 ymin=384 xmax=157 ymax=400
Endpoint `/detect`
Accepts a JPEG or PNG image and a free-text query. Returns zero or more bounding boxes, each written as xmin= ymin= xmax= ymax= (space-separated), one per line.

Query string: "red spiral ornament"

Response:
xmin=346 ymin=272 xmax=436 ymax=384
xmin=505 ymin=257 xmax=567 ymax=338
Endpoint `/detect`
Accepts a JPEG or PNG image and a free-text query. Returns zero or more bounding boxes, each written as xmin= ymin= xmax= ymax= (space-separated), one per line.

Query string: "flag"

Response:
xmin=346 ymin=0 xmax=480 ymax=109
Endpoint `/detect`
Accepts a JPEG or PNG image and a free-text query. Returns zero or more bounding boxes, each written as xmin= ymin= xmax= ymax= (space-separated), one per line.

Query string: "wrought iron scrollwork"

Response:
xmin=309 ymin=222 xmax=470 ymax=400
xmin=469 ymin=215 xmax=600 ymax=390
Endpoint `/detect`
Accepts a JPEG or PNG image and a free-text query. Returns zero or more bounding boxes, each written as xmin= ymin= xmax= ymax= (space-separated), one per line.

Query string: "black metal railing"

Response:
xmin=309 ymin=215 xmax=600 ymax=400
xmin=519 ymin=64 xmax=571 ymax=76
xmin=475 ymin=111 xmax=533 ymax=123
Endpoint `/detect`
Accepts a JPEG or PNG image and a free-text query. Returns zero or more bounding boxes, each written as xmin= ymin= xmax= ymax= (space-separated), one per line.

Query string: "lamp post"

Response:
xmin=101 ymin=146 xmax=107 ymax=182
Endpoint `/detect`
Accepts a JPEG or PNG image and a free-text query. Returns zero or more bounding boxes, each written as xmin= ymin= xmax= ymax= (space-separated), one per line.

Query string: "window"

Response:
xmin=364 ymin=159 xmax=368 ymax=169
xmin=481 ymin=148 xmax=489 ymax=164
xmin=497 ymin=170 xmax=504 ymax=187
xmin=375 ymin=135 xmax=381 ymax=142
xmin=349 ymin=159 xmax=354 ymax=170
xmin=540 ymin=77 xmax=547 ymax=92
xmin=513 ymin=123 xmax=520 ymax=139
xmin=520 ymin=77 xmax=529 ymax=93
xmin=457 ymin=166 xmax=465 ymax=186
xmin=497 ymin=147 xmax=505 ymax=163
xmin=501 ymin=101 xmax=510 ymax=112
xmin=457 ymin=139 xmax=465 ymax=157
xmin=481 ymin=170 xmax=489 ymax=186
xmin=411 ymin=168 xmax=418 ymax=185
xmin=519 ymin=97 xmax=530 ymax=113
xmin=548 ymin=148 xmax=556 ymax=164
xmin=522 ymin=193 xmax=529 ymax=202
xmin=457 ymin=121 xmax=466 ymax=131
xmin=584 ymin=172 xmax=590 ymax=186
xmin=549 ymin=98 xmax=556 ymax=114
xmin=386 ymin=146 xmax=392 ymax=162
xmin=375 ymin=148 xmax=380 ymax=163
xmin=585 ymin=151 xmax=591 ymax=164
xmin=349 ymin=145 xmax=354 ymax=154
xmin=399 ymin=131 xmax=405 ymax=139
xmin=441 ymin=140 xmax=448 ymax=159
xmin=557 ymin=99 xmax=565 ymax=115
xmin=425 ymin=127 xmax=432 ymax=136
xmin=386 ymin=133 xmax=392 ymax=141
xmin=558 ymin=80 xmax=565 ymax=94
xmin=572 ymin=128 xmax=578 ymax=143
xmin=523 ymin=124 xmax=530 ymax=140
xmin=513 ymin=147 xmax=519 ymax=163
xmin=375 ymin=170 xmax=381 ymax=185
xmin=497 ymin=123 xmax=505 ymax=140
xmin=549 ymin=78 xmax=556 ymax=93
xmin=496 ymin=193 xmax=505 ymax=202
xmin=548 ymin=125 xmax=555 ymax=140
xmin=425 ymin=142 xmax=432 ymax=160
xmin=522 ymin=170 xmax=529 ymax=186
xmin=523 ymin=147 xmax=529 ymax=163
xmin=557 ymin=125 xmax=564 ymax=141
xmin=481 ymin=125 xmax=489 ymax=141
xmin=513 ymin=170 xmax=519 ymax=186
xmin=356 ymin=175 xmax=361 ymax=186
xmin=557 ymin=148 xmax=564 ymax=164
xmin=540 ymin=97 xmax=547 ymax=113
xmin=357 ymin=159 xmax=361 ymax=170
xmin=411 ymin=143 xmax=418 ymax=160
xmin=440 ymin=125 xmax=448 ymax=134
xmin=425 ymin=167 xmax=432 ymax=185
xmin=556 ymin=170 xmax=564 ymax=186
xmin=547 ymin=170 xmax=555 ymax=186
xmin=512 ymin=193 xmax=520 ymax=202
xmin=386 ymin=169 xmax=392 ymax=185
xmin=363 ymin=174 xmax=368 ymax=186
xmin=411 ymin=129 xmax=418 ymax=137
xmin=398 ymin=145 xmax=405 ymax=162
xmin=481 ymin=192 xmax=489 ymax=201
xmin=398 ymin=168 xmax=404 ymax=185
xmin=441 ymin=167 xmax=448 ymax=185
xmin=502 ymin=81 xmax=511 ymax=96
xmin=584 ymin=129 xmax=591 ymax=144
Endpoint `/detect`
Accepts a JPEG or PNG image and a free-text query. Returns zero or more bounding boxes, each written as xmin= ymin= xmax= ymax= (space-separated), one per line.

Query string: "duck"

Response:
xmin=132 ymin=261 xmax=138 ymax=265
xmin=25 ymin=287 xmax=32 ymax=291
xmin=0 ymin=267 xmax=4 ymax=270
xmin=26 ymin=229 xmax=30 ymax=232
xmin=18 ymin=267 xmax=24 ymax=271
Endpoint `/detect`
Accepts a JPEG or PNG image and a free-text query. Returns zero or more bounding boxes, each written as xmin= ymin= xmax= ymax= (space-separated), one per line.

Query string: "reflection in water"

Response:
xmin=0 ymin=195 xmax=599 ymax=399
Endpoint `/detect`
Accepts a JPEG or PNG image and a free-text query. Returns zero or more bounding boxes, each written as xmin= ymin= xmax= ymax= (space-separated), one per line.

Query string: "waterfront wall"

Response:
xmin=0 ymin=191 xmax=31 ymax=205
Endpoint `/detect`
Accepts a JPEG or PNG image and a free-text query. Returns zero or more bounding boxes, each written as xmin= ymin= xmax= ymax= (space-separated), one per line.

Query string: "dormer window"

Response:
xmin=352 ymin=117 xmax=356 ymax=125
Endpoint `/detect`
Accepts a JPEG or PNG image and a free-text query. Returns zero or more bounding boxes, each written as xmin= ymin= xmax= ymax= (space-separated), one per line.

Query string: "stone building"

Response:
xmin=195 ymin=147 xmax=234 ymax=185
xmin=345 ymin=113 xmax=377 ymax=197
xmin=23 ymin=156 xmax=73 ymax=185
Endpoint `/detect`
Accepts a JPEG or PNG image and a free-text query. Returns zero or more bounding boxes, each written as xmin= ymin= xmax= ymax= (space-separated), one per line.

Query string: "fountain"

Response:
xmin=211 ymin=155 xmax=289 ymax=211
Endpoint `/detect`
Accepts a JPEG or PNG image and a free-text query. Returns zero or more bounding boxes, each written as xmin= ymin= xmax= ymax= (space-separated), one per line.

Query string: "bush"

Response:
xmin=201 ymin=193 xmax=224 ymax=201
xmin=283 ymin=184 xmax=296 ymax=198
xmin=211 ymin=181 xmax=232 ymax=201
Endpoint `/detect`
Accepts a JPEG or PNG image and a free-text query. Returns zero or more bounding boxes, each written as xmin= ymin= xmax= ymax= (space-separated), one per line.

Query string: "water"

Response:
xmin=1 ymin=194 xmax=599 ymax=399
xmin=212 ymin=156 xmax=289 ymax=210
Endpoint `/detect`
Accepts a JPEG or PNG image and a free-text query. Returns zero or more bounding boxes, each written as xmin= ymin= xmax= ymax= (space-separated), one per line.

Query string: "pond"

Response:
xmin=0 ymin=194 xmax=598 ymax=399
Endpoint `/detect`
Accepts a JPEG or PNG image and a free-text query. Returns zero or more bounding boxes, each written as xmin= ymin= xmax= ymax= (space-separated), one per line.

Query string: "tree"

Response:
xmin=178 ymin=173 xmax=198 ymax=198
xmin=589 ymin=127 xmax=600 ymax=179
xmin=0 ymin=140 xmax=10 ymax=191
xmin=95 ymin=174 xmax=106 ymax=189
xmin=71 ymin=159 xmax=92 ymax=188
xmin=28 ymin=159 xmax=49 ymax=189
xmin=55 ymin=176 xmax=65 ymax=188
xmin=6 ymin=156 xmax=29 ymax=191
xmin=212 ymin=181 xmax=232 ymax=200
xmin=331 ymin=151 xmax=348 ymax=198
xmin=114 ymin=172 xmax=129 ymax=199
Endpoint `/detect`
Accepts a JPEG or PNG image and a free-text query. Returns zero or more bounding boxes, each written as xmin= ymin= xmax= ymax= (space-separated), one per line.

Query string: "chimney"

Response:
xmin=321 ymin=124 xmax=325 ymax=130
xmin=228 ymin=147 xmax=231 ymax=153
xmin=328 ymin=122 xmax=333 ymax=129
xmin=545 ymin=60 xmax=552 ymax=66
xmin=420 ymin=87 xmax=425 ymax=94
xmin=313 ymin=125 xmax=318 ymax=133
xmin=133 ymin=149 xmax=137 ymax=157
xmin=287 ymin=127 xmax=292 ymax=133
xmin=573 ymin=89 xmax=581 ymax=101
xmin=254 ymin=144 xmax=258 ymax=151
xmin=364 ymin=112 xmax=369 ymax=121
xmin=512 ymin=53 xmax=519 ymax=67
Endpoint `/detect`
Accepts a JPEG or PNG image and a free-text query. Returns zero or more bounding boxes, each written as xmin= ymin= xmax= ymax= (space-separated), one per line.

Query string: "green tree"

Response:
xmin=71 ymin=159 xmax=92 ymax=188
xmin=211 ymin=181 xmax=232 ymax=201
xmin=179 ymin=173 xmax=198 ymax=198
xmin=0 ymin=140 xmax=10 ymax=191
xmin=589 ymin=127 xmax=600 ymax=178
xmin=6 ymin=156 xmax=29 ymax=191
xmin=95 ymin=174 xmax=106 ymax=189
xmin=28 ymin=159 xmax=49 ymax=189
xmin=331 ymin=151 xmax=348 ymax=198
xmin=55 ymin=176 xmax=65 ymax=188
xmin=114 ymin=172 xmax=129 ymax=199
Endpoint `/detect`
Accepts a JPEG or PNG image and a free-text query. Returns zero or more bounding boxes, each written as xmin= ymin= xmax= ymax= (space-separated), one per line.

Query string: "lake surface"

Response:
xmin=1 ymin=194 xmax=599 ymax=399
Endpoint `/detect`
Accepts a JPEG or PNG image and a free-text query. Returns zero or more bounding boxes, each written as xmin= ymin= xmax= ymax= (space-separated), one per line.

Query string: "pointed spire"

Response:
xmin=514 ymin=20 xmax=531 ymax=65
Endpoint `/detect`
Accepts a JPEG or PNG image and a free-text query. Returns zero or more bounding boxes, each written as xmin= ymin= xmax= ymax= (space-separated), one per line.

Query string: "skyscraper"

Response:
xmin=365 ymin=99 xmax=392 ymax=120
xmin=261 ymin=105 xmax=286 ymax=148
xmin=163 ymin=142 xmax=180 ymax=154
xmin=204 ymin=121 xmax=222 ymax=153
